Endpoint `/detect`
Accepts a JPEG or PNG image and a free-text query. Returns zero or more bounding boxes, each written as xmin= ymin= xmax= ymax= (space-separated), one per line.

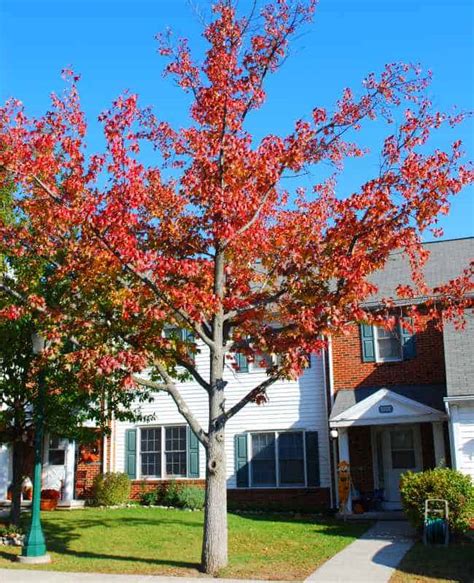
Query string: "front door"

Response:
xmin=376 ymin=425 xmax=422 ymax=510
xmin=43 ymin=436 xmax=68 ymax=494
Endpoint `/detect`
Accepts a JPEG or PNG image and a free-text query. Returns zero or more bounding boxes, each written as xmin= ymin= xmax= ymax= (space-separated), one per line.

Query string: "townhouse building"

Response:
xmin=0 ymin=237 xmax=472 ymax=513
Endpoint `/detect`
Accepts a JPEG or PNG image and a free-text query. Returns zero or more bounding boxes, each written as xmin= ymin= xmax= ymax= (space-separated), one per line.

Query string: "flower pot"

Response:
xmin=40 ymin=499 xmax=58 ymax=511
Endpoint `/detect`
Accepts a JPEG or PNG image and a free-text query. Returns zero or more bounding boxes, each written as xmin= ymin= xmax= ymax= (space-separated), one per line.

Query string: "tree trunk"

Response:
xmin=201 ymin=429 xmax=228 ymax=574
xmin=10 ymin=440 xmax=23 ymax=526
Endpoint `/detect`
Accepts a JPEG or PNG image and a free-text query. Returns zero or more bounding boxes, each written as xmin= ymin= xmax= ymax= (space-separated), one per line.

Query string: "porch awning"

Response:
xmin=330 ymin=385 xmax=447 ymax=428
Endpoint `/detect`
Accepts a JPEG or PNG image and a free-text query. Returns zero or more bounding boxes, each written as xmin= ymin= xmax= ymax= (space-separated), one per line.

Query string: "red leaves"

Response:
xmin=0 ymin=0 xmax=472 ymax=384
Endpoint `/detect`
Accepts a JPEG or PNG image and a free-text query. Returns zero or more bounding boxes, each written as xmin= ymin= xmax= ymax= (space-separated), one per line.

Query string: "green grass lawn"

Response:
xmin=0 ymin=507 xmax=370 ymax=580
xmin=390 ymin=539 xmax=474 ymax=583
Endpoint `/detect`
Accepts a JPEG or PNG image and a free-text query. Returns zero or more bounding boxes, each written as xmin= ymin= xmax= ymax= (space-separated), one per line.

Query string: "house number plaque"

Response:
xmin=378 ymin=404 xmax=394 ymax=414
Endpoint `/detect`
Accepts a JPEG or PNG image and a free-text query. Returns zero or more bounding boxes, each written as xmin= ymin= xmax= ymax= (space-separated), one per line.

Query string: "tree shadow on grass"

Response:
xmin=392 ymin=540 xmax=474 ymax=583
xmin=4 ymin=514 xmax=203 ymax=572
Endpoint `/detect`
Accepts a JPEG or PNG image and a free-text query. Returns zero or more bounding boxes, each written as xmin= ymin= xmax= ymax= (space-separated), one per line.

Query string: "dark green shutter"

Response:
xmin=125 ymin=428 xmax=137 ymax=479
xmin=401 ymin=317 xmax=416 ymax=360
xmin=187 ymin=428 xmax=200 ymax=478
xmin=235 ymin=353 xmax=249 ymax=373
xmin=234 ymin=434 xmax=249 ymax=487
xmin=360 ymin=324 xmax=376 ymax=362
xmin=305 ymin=431 xmax=320 ymax=487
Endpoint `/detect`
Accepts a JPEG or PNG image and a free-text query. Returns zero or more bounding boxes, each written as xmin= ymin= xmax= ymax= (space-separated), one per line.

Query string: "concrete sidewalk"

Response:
xmin=0 ymin=570 xmax=284 ymax=583
xmin=305 ymin=521 xmax=416 ymax=583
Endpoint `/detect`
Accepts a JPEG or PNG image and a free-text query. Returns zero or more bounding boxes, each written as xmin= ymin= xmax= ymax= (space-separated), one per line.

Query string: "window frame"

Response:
xmin=245 ymin=430 xmax=308 ymax=489
xmin=139 ymin=427 xmax=162 ymax=479
xmin=373 ymin=322 xmax=403 ymax=363
xmin=138 ymin=424 xmax=191 ymax=480
xmin=47 ymin=435 xmax=67 ymax=466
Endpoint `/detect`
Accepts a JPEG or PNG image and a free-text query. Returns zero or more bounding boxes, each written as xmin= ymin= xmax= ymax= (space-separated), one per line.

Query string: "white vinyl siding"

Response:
xmin=112 ymin=342 xmax=330 ymax=490
xmin=451 ymin=403 xmax=474 ymax=480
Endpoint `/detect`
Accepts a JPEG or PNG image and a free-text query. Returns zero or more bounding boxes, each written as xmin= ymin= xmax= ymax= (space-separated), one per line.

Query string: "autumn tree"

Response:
xmin=0 ymin=0 xmax=472 ymax=573
xmin=0 ymin=177 xmax=153 ymax=525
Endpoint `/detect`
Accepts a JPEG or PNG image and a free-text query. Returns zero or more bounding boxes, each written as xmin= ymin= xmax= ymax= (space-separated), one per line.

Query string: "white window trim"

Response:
xmin=137 ymin=424 xmax=190 ymax=480
xmin=373 ymin=322 xmax=403 ymax=363
xmin=246 ymin=430 xmax=308 ymax=489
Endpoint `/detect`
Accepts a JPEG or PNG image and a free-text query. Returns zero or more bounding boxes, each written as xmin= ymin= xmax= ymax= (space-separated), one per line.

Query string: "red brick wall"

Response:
xmin=130 ymin=479 xmax=205 ymax=499
xmin=75 ymin=437 xmax=102 ymax=499
xmin=129 ymin=480 xmax=330 ymax=511
xmin=348 ymin=427 xmax=374 ymax=494
xmin=227 ymin=487 xmax=331 ymax=512
xmin=332 ymin=318 xmax=446 ymax=391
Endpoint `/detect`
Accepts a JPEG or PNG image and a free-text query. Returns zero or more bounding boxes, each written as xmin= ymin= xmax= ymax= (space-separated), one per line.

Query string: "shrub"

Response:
xmin=93 ymin=472 xmax=131 ymax=506
xmin=400 ymin=467 xmax=474 ymax=535
xmin=159 ymin=482 xmax=205 ymax=510
xmin=40 ymin=489 xmax=60 ymax=500
xmin=140 ymin=490 xmax=158 ymax=506
xmin=0 ymin=524 xmax=23 ymax=536
xmin=176 ymin=485 xmax=205 ymax=510
xmin=161 ymin=480 xmax=180 ymax=507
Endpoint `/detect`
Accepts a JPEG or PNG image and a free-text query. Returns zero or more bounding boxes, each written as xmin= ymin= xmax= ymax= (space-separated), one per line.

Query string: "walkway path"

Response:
xmin=0 ymin=570 xmax=275 ymax=583
xmin=305 ymin=520 xmax=415 ymax=583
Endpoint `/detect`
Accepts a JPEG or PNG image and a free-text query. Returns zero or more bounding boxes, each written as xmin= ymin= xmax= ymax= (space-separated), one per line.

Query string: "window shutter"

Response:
xmin=360 ymin=324 xmax=376 ymax=362
xmin=187 ymin=428 xmax=200 ymax=478
xmin=401 ymin=317 xmax=417 ymax=360
xmin=125 ymin=428 xmax=137 ymax=479
xmin=305 ymin=431 xmax=320 ymax=487
xmin=234 ymin=434 xmax=249 ymax=487
xmin=235 ymin=353 xmax=249 ymax=373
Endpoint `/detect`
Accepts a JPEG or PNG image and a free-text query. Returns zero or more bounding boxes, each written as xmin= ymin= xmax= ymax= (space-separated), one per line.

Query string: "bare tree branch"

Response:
xmin=133 ymin=369 xmax=209 ymax=446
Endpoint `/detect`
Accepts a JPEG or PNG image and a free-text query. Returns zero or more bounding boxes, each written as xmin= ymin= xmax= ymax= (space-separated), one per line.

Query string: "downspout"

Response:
xmin=320 ymin=345 xmax=333 ymax=508
xmin=327 ymin=335 xmax=339 ymax=509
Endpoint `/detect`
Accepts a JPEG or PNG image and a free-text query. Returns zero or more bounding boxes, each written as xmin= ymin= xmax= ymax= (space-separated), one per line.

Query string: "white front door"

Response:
xmin=376 ymin=425 xmax=422 ymax=510
xmin=43 ymin=436 xmax=69 ymax=493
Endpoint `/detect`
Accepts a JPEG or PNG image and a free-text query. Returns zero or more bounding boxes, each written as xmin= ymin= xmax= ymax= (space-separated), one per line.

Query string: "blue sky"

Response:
xmin=1 ymin=0 xmax=473 ymax=240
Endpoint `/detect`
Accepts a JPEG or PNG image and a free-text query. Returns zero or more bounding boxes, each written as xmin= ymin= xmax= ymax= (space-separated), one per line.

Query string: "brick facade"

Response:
xmin=74 ymin=436 xmax=102 ymax=499
xmin=130 ymin=479 xmax=205 ymax=500
xmin=332 ymin=317 xmax=446 ymax=391
xmin=128 ymin=479 xmax=330 ymax=511
xmin=227 ymin=487 xmax=331 ymax=512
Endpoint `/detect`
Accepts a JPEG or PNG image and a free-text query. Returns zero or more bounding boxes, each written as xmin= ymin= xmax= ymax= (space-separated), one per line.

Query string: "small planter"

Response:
xmin=40 ymin=499 xmax=58 ymax=511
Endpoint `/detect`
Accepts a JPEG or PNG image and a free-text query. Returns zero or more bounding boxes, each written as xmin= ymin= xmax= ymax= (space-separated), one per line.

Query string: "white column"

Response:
xmin=63 ymin=440 xmax=76 ymax=503
xmin=432 ymin=421 xmax=446 ymax=467
xmin=338 ymin=427 xmax=352 ymax=513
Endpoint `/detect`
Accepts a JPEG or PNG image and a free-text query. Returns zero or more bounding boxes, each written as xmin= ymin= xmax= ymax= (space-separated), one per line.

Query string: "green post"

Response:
xmin=17 ymin=334 xmax=51 ymax=564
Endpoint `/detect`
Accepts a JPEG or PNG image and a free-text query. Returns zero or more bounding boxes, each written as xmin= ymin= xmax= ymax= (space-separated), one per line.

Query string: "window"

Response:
xmin=278 ymin=432 xmax=305 ymax=486
xmin=251 ymin=433 xmax=276 ymax=486
xmin=136 ymin=425 xmax=198 ymax=479
xmin=141 ymin=427 xmax=162 ymax=478
xmin=390 ymin=429 xmax=416 ymax=469
xmin=48 ymin=436 xmax=67 ymax=465
xmin=374 ymin=326 xmax=402 ymax=362
xmin=236 ymin=431 xmax=318 ymax=488
xmin=163 ymin=327 xmax=195 ymax=362
xmin=234 ymin=352 xmax=274 ymax=373
xmin=360 ymin=318 xmax=416 ymax=363
xmin=165 ymin=426 xmax=187 ymax=477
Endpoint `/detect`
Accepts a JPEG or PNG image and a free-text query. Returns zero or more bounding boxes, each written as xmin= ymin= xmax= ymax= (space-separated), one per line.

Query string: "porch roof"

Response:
xmin=329 ymin=384 xmax=447 ymax=427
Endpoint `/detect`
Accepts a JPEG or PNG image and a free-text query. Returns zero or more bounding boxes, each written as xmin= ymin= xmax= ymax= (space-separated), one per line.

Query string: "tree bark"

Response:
xmin=201 ymin=428 xmax=228 ymax=575
xmin=10 ymin=440 xmax=23 ymax=526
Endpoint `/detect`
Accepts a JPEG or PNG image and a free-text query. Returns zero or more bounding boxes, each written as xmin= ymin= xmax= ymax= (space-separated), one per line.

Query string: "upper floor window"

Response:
xmin=360 ymin=318 xmax=416 ymax=363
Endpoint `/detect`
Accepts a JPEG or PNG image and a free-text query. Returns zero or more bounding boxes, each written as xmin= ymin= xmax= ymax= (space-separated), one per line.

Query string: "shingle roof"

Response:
xmin=365 ymin=237 xmax=474 ymax=306
xmin=443 ymin=311 xmax=474 ymax=397
xmin=329 ymin=384 xmax=447 ymax=419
